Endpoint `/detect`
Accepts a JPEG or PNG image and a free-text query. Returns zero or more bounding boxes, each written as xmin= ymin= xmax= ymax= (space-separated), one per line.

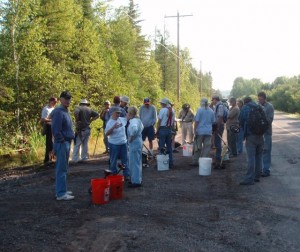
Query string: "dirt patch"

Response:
xmin=0 ymin=148 xmax=298 ymax=251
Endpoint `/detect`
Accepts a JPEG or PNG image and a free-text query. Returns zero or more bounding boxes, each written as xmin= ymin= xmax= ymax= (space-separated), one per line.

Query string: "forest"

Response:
xmin=0 ymin=0 xmax=299 ymax=163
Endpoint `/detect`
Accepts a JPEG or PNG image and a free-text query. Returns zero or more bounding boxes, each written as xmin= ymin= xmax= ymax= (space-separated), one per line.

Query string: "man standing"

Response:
xmin=120 ymin=96 xmax=130 ymax=114
xmin=40 ymin=97 xmax=57 ymax=164
xmin=226 ymin=97 xmax=240 ymax=157
xmin=211 ymin=95 xmax=226 ymax=169
xmin=258 ymin=91 xmax=274 ymax=177
xmin=156 ymin=98 xmax=174 ymax=168
xmin=51 ymin=91 xmax=75 ymax=200
xmin=72 ymin=99 xmax=99 ymax=162
xmin=109 ymin=96 xmax=127 ymax=118
xmin=100 ymin=100 xmax=111 ymax=154
xmin=191 ymin=98 xmax=215 ymax=166
xmin=139 ymin=98 xmax=157 ymax=155
xmin=239 ymin=97 xmax=264 ymax=185
xmin=178 ymin=103 xmax=194 ymax=145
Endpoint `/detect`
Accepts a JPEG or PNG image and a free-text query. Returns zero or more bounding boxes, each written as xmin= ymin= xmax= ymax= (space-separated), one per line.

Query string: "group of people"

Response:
xmin=40 ymin=90 xmax=274 ymax=201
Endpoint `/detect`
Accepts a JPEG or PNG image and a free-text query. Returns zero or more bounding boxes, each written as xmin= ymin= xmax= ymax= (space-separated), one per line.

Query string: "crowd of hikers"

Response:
xmin=40 ymin=91 xmax=273 ymax=201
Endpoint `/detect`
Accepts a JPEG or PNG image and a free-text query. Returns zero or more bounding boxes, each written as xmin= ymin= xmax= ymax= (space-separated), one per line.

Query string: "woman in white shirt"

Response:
xmin=127 ymin=106 xmax=144 ymax=187
xmin=105 ymin=107 xmax=130 ymax=179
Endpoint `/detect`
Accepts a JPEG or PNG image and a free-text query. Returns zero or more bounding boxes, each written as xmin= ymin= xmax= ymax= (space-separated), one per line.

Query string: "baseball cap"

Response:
xmin=60 ymin=91 xmax=72 ymax=99
xmin=144 ymin=98 xmax=150 ymax=104
xmin=200 ymin=98 xmax=208 ymax=106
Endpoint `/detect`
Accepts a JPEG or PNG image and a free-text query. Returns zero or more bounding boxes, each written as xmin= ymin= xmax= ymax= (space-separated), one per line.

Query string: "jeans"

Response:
xmin=243 ymin=135 xmax=264 ymax=183
xmin=103 ymin=133 xmax=109 ymax=152
xmin=158 ymin=127 xmax=173 ymax=166
xmin=262 ymin=133 xmax=272 ymax=174
xmin=192 ymin=135 xmax=211 ymax=164
xmin=109 ymin=143 xmax=130 ymax=177
xmin=236 ymin=127 xmax=244 ymax=154
xmin=214 ymin=124 xmax=225 ymax=162
xmin=44 ymin=124 xmax=53 ymax=163
xmin=128 ymin=137 xmax=143 ymax=184
xmin=227 ymin=129 xmax=237 ymax=156
xmin=54 ymin=141 xmax=71 ymax=197
xmin=72 ymin=128 xmax=90 ymax=162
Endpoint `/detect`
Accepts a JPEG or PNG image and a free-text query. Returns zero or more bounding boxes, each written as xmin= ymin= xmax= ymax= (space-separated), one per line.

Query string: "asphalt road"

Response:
xmin=258 ymin=111 xmax=300 ymax=246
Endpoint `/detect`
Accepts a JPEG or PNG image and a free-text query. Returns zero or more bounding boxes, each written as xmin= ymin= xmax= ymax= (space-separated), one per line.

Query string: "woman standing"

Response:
xmin=127 ymin=106 xmax=144 ymax=187
xmin=105 ymin=107 xmax=130 ymax=179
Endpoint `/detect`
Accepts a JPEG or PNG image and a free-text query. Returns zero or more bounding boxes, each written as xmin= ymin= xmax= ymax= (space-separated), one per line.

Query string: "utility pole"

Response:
xmin=165 ymin=11 xmax=192 ymax=102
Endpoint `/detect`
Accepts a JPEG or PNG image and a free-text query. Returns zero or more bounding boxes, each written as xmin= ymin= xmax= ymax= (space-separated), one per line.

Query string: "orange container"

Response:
xmin=91 ymin=178 xmax=110 ymax=204
xmin=107 ymin=175 xmax=124 ymax=200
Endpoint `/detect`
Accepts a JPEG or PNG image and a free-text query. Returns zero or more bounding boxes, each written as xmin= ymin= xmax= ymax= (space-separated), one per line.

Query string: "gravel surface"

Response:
xmin=1 ymin=144 xmax=299 ymax=251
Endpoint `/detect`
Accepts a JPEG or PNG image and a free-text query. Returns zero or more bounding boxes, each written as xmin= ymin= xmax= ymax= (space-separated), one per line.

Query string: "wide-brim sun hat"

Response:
xmin=159 ymin=98 xmax=170 ymax=105
xmin=110 ymin=107 xmax=122 ymax=114
xmin=120 ymin=96 xmax=130 ymax=103
xmin=80 ymin=99 xmax=89 ymax=105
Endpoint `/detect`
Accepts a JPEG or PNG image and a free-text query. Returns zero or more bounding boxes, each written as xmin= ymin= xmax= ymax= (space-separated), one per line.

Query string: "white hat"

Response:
xmin=159 ymin=98 xmax=170 ymax=105
xmin=120 ymin=96 xmax=130 ymax=103
xmin=80 ymin=99 xmax=89 ymax=105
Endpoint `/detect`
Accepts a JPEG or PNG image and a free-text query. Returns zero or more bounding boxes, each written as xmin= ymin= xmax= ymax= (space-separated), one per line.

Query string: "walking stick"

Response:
xmin=93 ymin=127 xmax=102 ymax=156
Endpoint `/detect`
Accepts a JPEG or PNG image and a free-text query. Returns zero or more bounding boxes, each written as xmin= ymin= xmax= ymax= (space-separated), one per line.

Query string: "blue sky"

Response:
xmin=110 ymin=0 xmax=300 ymax=91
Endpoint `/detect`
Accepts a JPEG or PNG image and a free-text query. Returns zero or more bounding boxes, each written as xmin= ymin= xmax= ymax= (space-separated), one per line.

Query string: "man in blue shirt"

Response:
xmin=239 ymin=96 xmax=264 ymax=185
xmin=139 ymin=98 xmax=157 ymax=155
xmin=51 ymin=91 xmax=75 ymax=200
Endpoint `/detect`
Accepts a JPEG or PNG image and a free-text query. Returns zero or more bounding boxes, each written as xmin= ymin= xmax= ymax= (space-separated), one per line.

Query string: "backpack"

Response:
xmin=216 ymin=103 xmax=228 ymax=123
xmin=247 ymin=104 xmax=269 ymax=135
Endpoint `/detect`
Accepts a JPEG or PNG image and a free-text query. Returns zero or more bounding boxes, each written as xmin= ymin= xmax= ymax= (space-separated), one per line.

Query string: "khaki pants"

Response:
xmin=192 ymin=135 xmax=212 ymax=164
xmin=181 ymin=122 xmax=194 ymax=145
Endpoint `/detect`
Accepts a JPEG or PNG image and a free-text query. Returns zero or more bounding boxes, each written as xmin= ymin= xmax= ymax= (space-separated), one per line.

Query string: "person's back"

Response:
xmin=194 ymin=106 xmax=215 ymax=135
xmin=75 ymin=105 xmax=99 ymax=130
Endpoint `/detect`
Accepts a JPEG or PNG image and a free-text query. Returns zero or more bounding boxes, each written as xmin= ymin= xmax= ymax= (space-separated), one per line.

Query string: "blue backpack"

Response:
xmin=216 ymin=103 xmax=228 ymax=123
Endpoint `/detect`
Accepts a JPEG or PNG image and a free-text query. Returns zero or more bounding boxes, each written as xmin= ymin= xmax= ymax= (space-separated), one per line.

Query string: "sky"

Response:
xmin=110 ymin=0 xmax=300 ymax=91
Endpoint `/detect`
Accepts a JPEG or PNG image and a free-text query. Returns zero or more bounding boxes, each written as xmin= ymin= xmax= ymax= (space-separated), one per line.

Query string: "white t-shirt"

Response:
xmin=105 ymin=117 xmax=127 ymax=145
xmin=158 ymin=107 xmax=174 ymax=127
xmin=41 ymin=105 xmax=54 ymax=125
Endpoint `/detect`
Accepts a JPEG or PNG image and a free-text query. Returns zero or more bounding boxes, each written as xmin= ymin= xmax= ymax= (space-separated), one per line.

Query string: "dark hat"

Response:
xmin=110 ymin=106 xmax=121 ymax=114
xmin=144 ymin=98 xmax=150 ymax=104
xmin=60 ymin=91 xmax=72 ymax=99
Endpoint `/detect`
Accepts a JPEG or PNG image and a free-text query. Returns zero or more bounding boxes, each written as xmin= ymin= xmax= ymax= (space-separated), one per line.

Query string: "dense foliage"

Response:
xmin=0 ymin=0 xmax=212 ymax=153
xmin=230 ymin=76 xmax=300 ymax=113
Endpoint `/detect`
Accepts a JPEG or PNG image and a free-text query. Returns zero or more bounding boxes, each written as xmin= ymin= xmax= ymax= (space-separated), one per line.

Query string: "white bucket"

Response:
xmin=199 ymin=158 xmax=212 ymax=176
xmin=182 ymin=144 xmax=193 ymax=156
xmin=157 ymin=154 xmax=169 ymax=171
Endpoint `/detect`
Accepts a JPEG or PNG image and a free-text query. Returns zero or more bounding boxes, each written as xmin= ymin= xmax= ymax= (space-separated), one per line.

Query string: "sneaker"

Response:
xmin=128 ymin=183 xmax=142 ymax=188
xmin=66 ymin=191 xmax=73 ymax=195
xmin=56 ymin=193 xmax=75 ymax=201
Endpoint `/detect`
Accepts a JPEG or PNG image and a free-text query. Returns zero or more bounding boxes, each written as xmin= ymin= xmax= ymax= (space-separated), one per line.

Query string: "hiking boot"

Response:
xmin=56 ymin=193 xmax=75 ymax=201
xmin=128 ymin=183 xmax=142 ymax=188
xmin=254 ymin=178 xmax=260 ymax=182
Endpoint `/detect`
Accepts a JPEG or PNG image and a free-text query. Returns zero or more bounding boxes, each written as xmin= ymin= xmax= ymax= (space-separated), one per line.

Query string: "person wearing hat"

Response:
xmin=191 ymin=98 xmax=215 ymax=166
xmin=100 ymin=100 xmax=111 ymax=154
xmin=226 ymin=97 xmax=240 ymax=157
xmin=108 ymin=96 xmax=127 ymax=118
xmin=51 ymin=91 xmax=75 ymax=200
xmin=71 ymin=99 xmax=99 ymax=163
xmin=40 ymin=97 xmax=57 ymax=164
xmin=156 ymin=98 xmax=174 ymax=169
xmin=139 ymin=98 xmax=157 ymax=155
xmin=120 ymin=95 xmax=130 ymax=114
xmin=105 ymin=106 xmax=130 ymax=179
xmin=178 ymin=103 xmax=195 ymax=145
xmin=211 ymin=95 xmax=226 ymax=169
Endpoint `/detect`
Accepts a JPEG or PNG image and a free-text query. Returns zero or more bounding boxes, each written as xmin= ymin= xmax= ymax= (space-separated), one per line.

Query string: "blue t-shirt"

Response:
xmin=194 ymin=107 xmax=215 ymax=135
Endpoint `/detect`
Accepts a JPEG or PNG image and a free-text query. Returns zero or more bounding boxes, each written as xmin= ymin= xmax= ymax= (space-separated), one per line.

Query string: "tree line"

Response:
xmin=0 ymin=0 xmax=213 ymax=153
xmin=230 ymin=76 xmax=300 ymax=113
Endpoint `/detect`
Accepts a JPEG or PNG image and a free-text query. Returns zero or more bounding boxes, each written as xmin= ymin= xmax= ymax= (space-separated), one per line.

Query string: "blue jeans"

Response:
xmin=214 ymin=124 xmax=224 ymax=162
xmin=243 ymin=135 xmax=264 ymax=183
xmin=263 ymin=133 xmax=272 ymax=174
xmin=236 ymin=127 xmax=244 ymax=154
xmin=158 ymin=127 xmax=173 ymax=166
xmin=128 ymin=137 xmax=143 ymax=184
xmin=53 ymin=141 xmax=71 ymax=197
xmin=109 ymin=143 xmax=130 ymax=177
